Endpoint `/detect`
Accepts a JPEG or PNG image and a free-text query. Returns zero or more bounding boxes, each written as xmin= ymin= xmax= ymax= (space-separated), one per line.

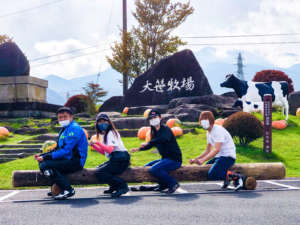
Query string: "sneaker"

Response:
xmin=234 ymin=177 xmax=244 ymax=191
xmin=111 ymin=187 xmax=129 ymax=198
xmin=167 ymin=183 xmax=180 ymax=194
xmin=153 ymin=184 xmax=168 ymax=192
xmin=103 ymin=188 xmax=115 ymax=194
xmin=47 ymin=192 xmax=53 ymax=197
xmin=222 ymin=171 xmax=233 ymax=189
xmin=54 ymin=188 xmax=75 ymax=200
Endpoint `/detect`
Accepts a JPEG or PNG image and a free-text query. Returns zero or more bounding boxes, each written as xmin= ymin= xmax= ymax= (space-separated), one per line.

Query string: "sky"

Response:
xmin=1 ymin=0 xmax=300 ymax=80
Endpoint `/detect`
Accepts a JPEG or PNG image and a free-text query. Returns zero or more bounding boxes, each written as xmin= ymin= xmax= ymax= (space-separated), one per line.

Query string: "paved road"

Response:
xmin=1 ymin=179 xmax=300 ymax=225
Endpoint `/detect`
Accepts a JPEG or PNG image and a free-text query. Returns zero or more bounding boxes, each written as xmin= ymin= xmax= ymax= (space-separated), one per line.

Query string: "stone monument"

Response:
xmin=0 ymin=42 xmax=61 ymax=118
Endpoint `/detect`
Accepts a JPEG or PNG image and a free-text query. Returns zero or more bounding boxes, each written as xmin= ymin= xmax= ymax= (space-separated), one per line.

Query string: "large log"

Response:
xmin=12 ymin=162 xmax=286 ymax=187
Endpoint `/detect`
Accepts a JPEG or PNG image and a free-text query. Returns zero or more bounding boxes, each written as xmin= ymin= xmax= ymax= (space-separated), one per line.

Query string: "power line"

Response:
xmin=29 ymin=44 xmax=99 ymax=62
xmin=31 ymin=48 xmax=110 ymax=68
xmin=186 ymin=41 xmax=300 ymax=46
xmin=0 ymin=0 xmax=64 ymax=19
xmin=182 ymin=33 xmax=300 ymax=39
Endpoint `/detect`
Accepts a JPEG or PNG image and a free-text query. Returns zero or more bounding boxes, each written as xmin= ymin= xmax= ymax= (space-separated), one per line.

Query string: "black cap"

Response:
xmin=56 ymin=107 xmax=74 ymax=115
xmin=96 ymin=113 xmax=109 ymax=122
xmin=147 ymin=109 xmax=161 ymax=120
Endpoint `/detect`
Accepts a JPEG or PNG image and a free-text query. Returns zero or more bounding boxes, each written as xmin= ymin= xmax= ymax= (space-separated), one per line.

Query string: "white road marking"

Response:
xmin=0 ymin=191 xmax=19 ymax=202
xmin=264 ymin=180 xmax=300 ymax=190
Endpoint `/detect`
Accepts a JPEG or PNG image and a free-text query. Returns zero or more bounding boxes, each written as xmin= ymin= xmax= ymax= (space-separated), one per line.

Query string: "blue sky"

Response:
xmin=1 ymin=0 xmax=300 ymax=79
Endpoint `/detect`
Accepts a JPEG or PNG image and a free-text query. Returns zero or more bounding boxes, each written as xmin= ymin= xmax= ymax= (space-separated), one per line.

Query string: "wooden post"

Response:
xmin=263 ymin=94 xmax=272 ymax=153
xmin=122 ymin=0 xmax=128 ymax=95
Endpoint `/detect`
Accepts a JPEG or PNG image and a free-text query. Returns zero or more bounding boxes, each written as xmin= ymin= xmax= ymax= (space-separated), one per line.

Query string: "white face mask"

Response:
xmin=149 ymin=118 xmax=161 ymax=126
xmin=59 ymin=120 xmax=71 ymax=127
xmin=200 ymin=120 xmax=210 ymax=130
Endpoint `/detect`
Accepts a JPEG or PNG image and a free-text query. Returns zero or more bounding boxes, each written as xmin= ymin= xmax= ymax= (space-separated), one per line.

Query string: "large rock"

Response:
xmin=167 ymin=104 xmax=217 ymax=122
xmin=127 ymin=105 xmax=169 ymax=115
xmin=288 ymin=91 xmax=300 ymax=115
xmin=0 ymin=42 xmax=30 ymax=76
xmin=122 ymin=49 xmax=213 ymax=107
xmin=168 ymin=94 xmax=236 ymax=109
xmin=99 ymin=96 xmax=124 ymax=112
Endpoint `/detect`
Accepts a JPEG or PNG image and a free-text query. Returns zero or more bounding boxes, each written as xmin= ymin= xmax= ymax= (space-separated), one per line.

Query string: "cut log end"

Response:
xmin=244 ymin=176 xmax=257 ymax=190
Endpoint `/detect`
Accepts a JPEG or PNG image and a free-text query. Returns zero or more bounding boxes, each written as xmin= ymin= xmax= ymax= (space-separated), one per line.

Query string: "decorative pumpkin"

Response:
xmin=171 ymin=127 xmax=183 ymax=137
xmin=122 ymin=107 xmax=129 ymax=114
xmin=145 ymin=130 xmax=152 ymax=142
xmin=0 ymin=127 xmax=9 ymax=140
xmin=296 ymin=108 xmax=300 ymax=117
xmin=166 ymin=118 xmax=181 ymax=128
xmin=272 ymin=120 xmax=287 ymax=130
xmin=143 ymin=109 xmax=152 ymax=119
xmin=215 ymin=118 xmax=225 ymax=126
xmin=137 ymin=126 xmax=150 ymax=140
xmin=83 ymin=128 xmax=89 ymax=139
xmin=42 ymin=140 xmax=57 ymax=153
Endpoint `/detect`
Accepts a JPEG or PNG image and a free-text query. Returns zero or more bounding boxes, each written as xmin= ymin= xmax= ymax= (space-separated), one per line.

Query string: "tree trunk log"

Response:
xmin=12 ymin=162 xmax=286 ymax=187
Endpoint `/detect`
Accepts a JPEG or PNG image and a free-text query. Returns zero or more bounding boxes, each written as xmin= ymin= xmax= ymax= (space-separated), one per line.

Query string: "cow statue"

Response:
xmin=234 ymin=100 xmax=264 ymax=114
xmin=220 ymin=74 xmax=289 ymax=120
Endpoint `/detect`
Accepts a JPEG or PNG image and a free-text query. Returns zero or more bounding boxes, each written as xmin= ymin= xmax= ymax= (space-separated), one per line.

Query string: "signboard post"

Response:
xmin=263 ymin=94 xmax=272 ymax=153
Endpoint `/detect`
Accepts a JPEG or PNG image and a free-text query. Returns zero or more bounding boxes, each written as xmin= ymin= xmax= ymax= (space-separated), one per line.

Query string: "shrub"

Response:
xmin=252 ymin=70 xmax=294 ymax=94
xmin=223 ymin=112 xmax=264 ymax=146
xmin=64 ymin=95 xmax=95 ymax=114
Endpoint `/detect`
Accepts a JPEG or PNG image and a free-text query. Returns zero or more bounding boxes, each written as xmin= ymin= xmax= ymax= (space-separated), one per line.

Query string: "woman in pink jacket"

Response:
xmin=90 ymin=113 xmax=130 ymax=198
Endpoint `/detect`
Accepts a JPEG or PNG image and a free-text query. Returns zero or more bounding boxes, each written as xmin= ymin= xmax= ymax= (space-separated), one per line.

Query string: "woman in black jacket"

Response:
xmin=131 ymin=110 xmax=182 ymax=194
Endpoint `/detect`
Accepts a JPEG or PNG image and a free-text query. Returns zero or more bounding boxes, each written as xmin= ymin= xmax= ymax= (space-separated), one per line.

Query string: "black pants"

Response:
xmin=39 ymin=158 xmax=82 ymax=191
xmin=95 ymin=151 xmax=130 ymax=190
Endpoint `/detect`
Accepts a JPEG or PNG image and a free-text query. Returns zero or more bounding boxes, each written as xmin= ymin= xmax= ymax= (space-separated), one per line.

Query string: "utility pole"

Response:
xmin=122 ymin=0 xmax=128 ymax=95
xmin=236 ymin=52 xmax=245 ymax=80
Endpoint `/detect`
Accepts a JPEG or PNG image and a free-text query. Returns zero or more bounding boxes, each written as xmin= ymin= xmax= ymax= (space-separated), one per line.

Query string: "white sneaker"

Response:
xmin=54 ymin=189 xmax=75 ymax=200
xmin=234 ymin=178 xmax=244 ymax=191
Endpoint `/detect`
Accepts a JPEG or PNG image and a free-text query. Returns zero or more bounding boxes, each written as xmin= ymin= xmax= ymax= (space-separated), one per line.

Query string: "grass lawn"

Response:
xmin=0 ymin=112 xmax=299 ymax=189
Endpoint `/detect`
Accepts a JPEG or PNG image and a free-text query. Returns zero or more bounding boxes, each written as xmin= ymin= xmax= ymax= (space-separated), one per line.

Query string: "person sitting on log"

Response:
xmin=190 ymin=111 xmax=243 ymax=190
xmin=131 ymin=109 xmax=182 ymax=194
xmin=34 ymin=107 xmax=88 ymax=200
xmin=90 ymin=113 xmax=130 ymax=198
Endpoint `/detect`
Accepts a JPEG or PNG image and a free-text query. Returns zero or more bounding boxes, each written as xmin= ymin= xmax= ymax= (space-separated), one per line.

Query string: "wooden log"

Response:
xmin=12 ymin=162 xmax=286 ymax=187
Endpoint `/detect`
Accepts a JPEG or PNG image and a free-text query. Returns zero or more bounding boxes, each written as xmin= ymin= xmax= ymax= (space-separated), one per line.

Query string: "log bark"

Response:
xmin=12 ymin=162 xmax=286 ymax=187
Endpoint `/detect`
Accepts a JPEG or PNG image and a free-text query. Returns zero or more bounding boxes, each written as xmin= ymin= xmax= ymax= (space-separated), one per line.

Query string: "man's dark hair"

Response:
xmin=56 ymin=107 xmax=74 ymax=115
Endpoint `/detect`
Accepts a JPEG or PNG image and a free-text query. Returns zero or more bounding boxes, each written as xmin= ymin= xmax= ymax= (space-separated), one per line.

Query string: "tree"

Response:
xmin=0 ymin=35 xmax=13 ymax=45
xmin=83 ymin=82 xmax=107 ymax=105
xmin=107 ymin=0 xmax=194 ymax=93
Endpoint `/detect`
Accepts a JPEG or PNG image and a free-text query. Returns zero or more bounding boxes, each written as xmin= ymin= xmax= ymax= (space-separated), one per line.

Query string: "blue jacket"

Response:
xmin=50 ymin=121 xmax=88 ymax=168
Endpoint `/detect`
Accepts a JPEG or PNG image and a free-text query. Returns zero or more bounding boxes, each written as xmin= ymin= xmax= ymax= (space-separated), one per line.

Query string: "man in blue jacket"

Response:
xmin=34 ymin=107 xmax=88 ymax=200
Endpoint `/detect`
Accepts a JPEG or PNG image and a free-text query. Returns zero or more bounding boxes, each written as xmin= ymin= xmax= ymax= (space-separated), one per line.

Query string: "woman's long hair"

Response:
xmin=95 ymin=117 xmax=119 ymax=144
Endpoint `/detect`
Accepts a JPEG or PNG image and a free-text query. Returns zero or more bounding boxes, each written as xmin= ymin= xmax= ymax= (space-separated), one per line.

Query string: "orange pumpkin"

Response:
xmin=215 ymin=118 xmax=225 ymax=126
xmin=145 ymin=130 xmax=152 ymax=142
xmin=137 ymin=126 xmax=150 ymax=140
xmin=272 ymin=120 xmax=287 ymax=130
xmin=83 ymin=128 xmax=89 ymax=139
xmin=0 ymin=127 xmax=9 ymax=140
xmin=143 ymin=109 xmax=152 ymax=119
xmin=122 ymin=107 xmax=129 ymax=114
xmin=166 ymin=118 xmax=181 ymax=128
xmin=296 ymin=108 xmax=300 ymax=117
xmin=171 ymin=127 xmax=183 ymax=137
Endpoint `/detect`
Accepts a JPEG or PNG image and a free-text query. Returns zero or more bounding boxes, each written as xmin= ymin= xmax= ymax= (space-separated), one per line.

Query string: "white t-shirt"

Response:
xmin=103 ymin=131 xmax=128 ymax=158
xmin=206 ymin=125 xmax=236 ymax=159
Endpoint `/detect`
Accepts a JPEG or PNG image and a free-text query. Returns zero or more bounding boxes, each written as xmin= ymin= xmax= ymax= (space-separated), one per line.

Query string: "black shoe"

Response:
xmin=153 ymin=184 xmax=168 ymax=192
xmin=54 ymin=188 xmax=75 ymax=200
xmin=111 ymin=187 xmax=129 ymax=198
xmin=167 ymin=183 xmax=180 ymax=194
xmin=47 ymin=192 xmax=53 ymax=197
xmin=103 ymin=188 xmax=115 ymax=194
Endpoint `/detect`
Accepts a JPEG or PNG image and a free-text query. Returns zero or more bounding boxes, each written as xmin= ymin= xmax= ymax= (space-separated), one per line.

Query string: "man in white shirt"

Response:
xmin=190 ymin=111 xmax=243 ymax=190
